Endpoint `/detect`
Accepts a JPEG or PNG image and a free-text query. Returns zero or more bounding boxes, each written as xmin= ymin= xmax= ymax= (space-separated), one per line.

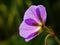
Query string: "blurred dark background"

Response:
xmin=0 ymin=0 xmax=60 ymax=45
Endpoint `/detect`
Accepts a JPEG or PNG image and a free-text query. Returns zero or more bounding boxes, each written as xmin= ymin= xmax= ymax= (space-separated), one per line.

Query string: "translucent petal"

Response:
xmin=19 ymin=21 xmax=41 ymax=38
xmin=24 ymin=5 xmax=40 ymax=24
xmin=37 ymin=5 xmax=47 ymax=22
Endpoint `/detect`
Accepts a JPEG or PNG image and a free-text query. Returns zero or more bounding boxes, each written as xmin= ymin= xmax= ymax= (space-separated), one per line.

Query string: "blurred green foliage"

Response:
xmin=0 ymin=0 xmax=60 ymax=45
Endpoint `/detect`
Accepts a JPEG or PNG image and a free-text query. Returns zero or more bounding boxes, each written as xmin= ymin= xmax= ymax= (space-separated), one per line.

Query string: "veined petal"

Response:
xmin=25 ymin=31 xmax=40 ymax=42
xmin=23 ymin=5 xmax=47 ymax=25
xmin=37 ymin=5 xmax=47 ymax=22
xmin=19 ymin=21 xmax=41 ymax=38
xmin=25 ymin=27 xmax=43 ymax=42
xmin=25 ymin=18 xmax=39 ymax=26
xmin=23 ymin=5 xmax=41 ymax=24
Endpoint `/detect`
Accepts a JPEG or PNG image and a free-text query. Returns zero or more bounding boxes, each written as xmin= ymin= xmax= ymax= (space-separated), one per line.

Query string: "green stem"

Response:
xmin=45 ymin=34 xmax=51 ymax=45
xmin=54 ymin=36 xmax=60 ymax=45
xmin=44 ymin=26 xmax=60 ymax=45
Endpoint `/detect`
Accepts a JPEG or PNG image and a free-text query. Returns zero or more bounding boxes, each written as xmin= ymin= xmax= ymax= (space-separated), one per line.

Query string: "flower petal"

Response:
xmin=25 ymin=35 xmax=36 ymax=42
xmin=37 ymin=5 xmax=47 ymax=22
xmin=23 ymin=5 xmax=47 ymax=25
xmin=25 ymin=18 xmax=39 ymax=26
xmin=19 ymin=21 xmax=41 ymax=38
xmin=25 ymin=31 xmax=39 ymax=42
xmin=23 ymin=5 xmax=41 ymax=24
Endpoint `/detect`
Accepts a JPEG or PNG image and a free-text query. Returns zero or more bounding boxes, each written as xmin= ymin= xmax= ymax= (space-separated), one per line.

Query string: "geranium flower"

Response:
xmin=19 ymin=5 xmax=47 ymax=42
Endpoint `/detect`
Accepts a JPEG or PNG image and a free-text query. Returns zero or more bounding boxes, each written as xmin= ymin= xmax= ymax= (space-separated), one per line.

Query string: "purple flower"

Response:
xmin=19 ymin=5 xmax=47 ymax=42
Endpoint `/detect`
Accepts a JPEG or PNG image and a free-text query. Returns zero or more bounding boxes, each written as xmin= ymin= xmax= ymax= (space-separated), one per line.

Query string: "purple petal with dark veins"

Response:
xmin=19 ymin=21 xmax=40 ymax=39
xmin=25 ymin=19 xmax=39 ymax=26
xmin=23 ymin=5 xmax=40 ymax=24
xmin=37 ymin=5 xmax=47 ymax=22
xmin=25 ymin=31 xmax=40 ymax=42
xmin=36 ymin=8 xmax=42 ymax=21
xmin=26 ymin=31 xmax=39 ymax=39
